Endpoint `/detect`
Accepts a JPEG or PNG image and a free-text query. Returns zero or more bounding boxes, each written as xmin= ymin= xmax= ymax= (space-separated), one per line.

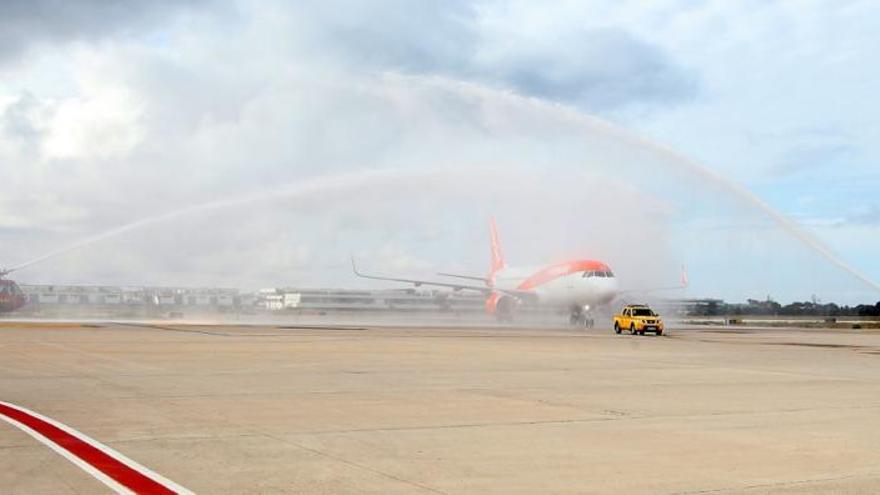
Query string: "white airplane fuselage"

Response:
xmin=493 ymin=262 xmax=619 ymax=310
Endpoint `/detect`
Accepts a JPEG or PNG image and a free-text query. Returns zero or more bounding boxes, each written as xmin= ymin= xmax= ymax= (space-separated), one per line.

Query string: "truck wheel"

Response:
xmin=629 ymin=324 xmax=636 ymax=335
xmin=656 ymin=330 xmax=663 ymax=336
xmin=614 ymin=322 xmax=621 ymax=334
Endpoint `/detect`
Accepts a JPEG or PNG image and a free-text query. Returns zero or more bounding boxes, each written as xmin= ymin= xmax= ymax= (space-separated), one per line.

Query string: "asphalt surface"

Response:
xmin=1 ymin=321 xmax=880 ymax=494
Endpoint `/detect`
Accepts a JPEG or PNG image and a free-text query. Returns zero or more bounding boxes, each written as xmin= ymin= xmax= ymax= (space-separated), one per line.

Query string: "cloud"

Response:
xmin=286 ymin=1 xmax=697 ymax=111
xmin=293 ymin=0 xmax=478 ymax=73
xmin=474 ymin=27 xmax=698 ymax=111
xmin=0 ymin=92 xmax=45 ymax=155
xmin=0 ymin=0 xmax=210 ymax=63
xmin=768 ymin=135 xmax=857 ymax=178
xmin=0 ymin=0 xmax=877 ymax=303
xmin=844 ymin=205 xmax=880 ymax=227
xmin=0 ymin=1 xmax=697 ymax=113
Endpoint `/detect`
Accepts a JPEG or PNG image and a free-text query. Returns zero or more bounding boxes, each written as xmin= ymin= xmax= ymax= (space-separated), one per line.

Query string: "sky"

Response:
xmin=0 ymin=0 xmax=878 ymax=304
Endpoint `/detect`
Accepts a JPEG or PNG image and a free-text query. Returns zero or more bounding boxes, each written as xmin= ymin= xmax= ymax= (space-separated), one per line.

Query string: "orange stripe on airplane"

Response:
xmin=516 ymin=260 xmax=610 ymax=291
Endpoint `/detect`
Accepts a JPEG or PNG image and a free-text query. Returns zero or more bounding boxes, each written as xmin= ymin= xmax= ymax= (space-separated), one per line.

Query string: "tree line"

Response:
xmin=688 ymin=299 xmax=880 ymax=317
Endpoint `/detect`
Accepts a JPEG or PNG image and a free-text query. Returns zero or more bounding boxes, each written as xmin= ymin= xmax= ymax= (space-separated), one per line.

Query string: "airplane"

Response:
xmin=352 ymin=218 xmax=678 ymax=326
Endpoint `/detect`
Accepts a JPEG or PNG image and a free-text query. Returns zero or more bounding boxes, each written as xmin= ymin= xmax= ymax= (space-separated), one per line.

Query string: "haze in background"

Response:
xmin=0 ymin=0 xmax=878 ymax=304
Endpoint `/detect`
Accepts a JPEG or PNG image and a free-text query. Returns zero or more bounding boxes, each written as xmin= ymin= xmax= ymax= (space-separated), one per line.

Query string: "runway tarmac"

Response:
xmin=1 ymin=321 xmax=880 ymax=494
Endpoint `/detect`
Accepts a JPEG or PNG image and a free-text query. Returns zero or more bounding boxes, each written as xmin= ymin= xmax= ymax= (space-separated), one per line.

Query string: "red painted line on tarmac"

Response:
xmin=0 ymin=401 xmax=187 ymax=494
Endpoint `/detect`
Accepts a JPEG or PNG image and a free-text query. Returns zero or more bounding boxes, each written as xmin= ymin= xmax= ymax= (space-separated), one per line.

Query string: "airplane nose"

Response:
xmin=603 ymin=279 xmax=619 ymax=303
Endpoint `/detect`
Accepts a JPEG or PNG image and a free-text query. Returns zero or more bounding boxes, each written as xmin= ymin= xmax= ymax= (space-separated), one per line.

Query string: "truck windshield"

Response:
xmin=632 ymin=308 xmax=655 ymax=316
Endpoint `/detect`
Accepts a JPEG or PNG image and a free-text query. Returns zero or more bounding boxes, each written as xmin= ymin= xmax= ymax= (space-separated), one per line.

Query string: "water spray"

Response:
xmin=4 ymin=167 xmax=494 ymax=276
xmin=404 ymin=76 xmax=880 ymax=293
xmin=6 ymin=75 xmax=878 ymax=295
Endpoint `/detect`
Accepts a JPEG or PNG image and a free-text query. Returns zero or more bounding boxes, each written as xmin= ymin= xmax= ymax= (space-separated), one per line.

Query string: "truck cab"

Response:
xmin=614 ymin=304 xmax=664 ymax=336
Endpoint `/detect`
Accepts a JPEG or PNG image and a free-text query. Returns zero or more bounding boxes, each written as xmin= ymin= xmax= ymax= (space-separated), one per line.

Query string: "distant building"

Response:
xmin=17 ymin=284 xmax=486 ymax=314
xmin=20 ymin=285 xmax=240 ymax=310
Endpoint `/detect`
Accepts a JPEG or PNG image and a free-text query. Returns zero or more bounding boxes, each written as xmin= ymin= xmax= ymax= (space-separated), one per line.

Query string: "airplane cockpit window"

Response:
xmin=584 ymin=270 xmax=615 ymax=278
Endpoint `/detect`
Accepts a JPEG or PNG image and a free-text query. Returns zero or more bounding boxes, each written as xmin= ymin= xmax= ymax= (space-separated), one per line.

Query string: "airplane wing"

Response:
xmin=436 ymin=272 xmax=490 ymax=284
xmin=351 ymin=258 xmax=532 ymax=299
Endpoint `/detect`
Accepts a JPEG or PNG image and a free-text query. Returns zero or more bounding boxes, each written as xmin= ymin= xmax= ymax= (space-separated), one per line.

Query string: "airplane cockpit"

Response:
xmin=582 ymin=270 xmax=615 ymax=278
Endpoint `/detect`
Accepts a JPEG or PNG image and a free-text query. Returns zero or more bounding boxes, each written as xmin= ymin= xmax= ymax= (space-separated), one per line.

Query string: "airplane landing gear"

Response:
xmin=569 ymin=305 xmax=594 ymax=329
xmin=495 ymin=296 xmax=517 ymax=323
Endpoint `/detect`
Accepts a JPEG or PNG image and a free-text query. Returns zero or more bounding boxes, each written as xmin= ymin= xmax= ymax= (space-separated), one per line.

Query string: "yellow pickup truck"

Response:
xmin=613 ymin=305 xmax=664 ymax=336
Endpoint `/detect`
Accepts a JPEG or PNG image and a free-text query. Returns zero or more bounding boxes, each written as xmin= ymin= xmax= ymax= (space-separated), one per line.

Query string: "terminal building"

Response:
xmin=20 ymin=285 xmax=242 ymax=308
xmin=15 ymin=284 xmax=486 ymax=315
